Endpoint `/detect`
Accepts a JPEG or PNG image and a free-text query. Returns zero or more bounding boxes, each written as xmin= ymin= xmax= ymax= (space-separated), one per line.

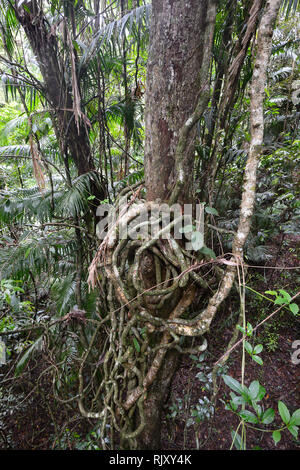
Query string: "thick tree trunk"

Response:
xmin=136 ymin=350 xmax=179 ymax=450
xmin=137 ymin=0 xmax=217 ymax=449
xmin=144 ymin=0 xmax=216 ymax=203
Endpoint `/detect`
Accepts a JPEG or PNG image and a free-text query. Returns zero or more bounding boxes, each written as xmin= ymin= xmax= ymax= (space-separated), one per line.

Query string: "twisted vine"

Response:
xmin=78 ymin=183 xmax=213 ymax=448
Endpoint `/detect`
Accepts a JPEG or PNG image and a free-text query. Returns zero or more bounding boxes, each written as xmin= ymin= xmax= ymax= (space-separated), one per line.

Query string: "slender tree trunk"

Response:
xmin=14 ymin=1 xmax=96 ymax=177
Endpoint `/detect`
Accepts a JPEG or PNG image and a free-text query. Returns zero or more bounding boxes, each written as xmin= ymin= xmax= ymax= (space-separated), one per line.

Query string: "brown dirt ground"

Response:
xmin=161 ymin=233 xmax=300 ymax=450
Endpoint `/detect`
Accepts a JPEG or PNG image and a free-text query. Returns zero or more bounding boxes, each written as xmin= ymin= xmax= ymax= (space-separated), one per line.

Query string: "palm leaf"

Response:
xmin=79 ymin=4 xmax=151 ymax=68
xmin=57 ymin=171 xmax=102 ymax=217
xmin=15 ymin=335 xmax=43 ymax=377
xmin=51 ymin=273 xmax=76 ymax=315
xmin=281 ymin=0 xmax=300 ymax=18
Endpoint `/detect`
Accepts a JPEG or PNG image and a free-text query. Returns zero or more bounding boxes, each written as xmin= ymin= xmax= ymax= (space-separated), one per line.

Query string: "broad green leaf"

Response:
xmin=179 ymin=224 xmax=194 ymax=234
xmin=191 ymin=231 xmax=204 ymax=251
xmin=228 ymin=398 xmax=238 ymax=412
xmin=189 ymin=354 xmax=198 ymax=362
xmin=222 ymin=375 xmax=244 ymax=395
xmin=231 ymin=395 xmax=246 ymax=407
xmin=199 ymin=245 xmax=216 ymax=259
xmin=272 ymin=430 xmax=281 ymax=445
xmin=244 ymin=341 xmax=253 ymax=355
xmin=239 ymin=410 xmax=258 ymax=424
xmin=278 ymin=401 xmax=290 ymax=424
xmin=287 ymin=425 xmax=298 ymax=439
xmin=252 ymin=402 xmax=262 ymax=418
xmin=256 ymin=385 xmax=266 ymax=401
xmin=278 ymin=289 xmax=291 ymax=303
xmin=274 ymin=296 xmax=288 ymax=305
xmin=236 ymin=325 xmax=246 ymax=334
xmin=205 ymin=206 xmax=219 ymax=216
xmin=265 ymin=290 xmax=277 ymax=296
xmin=290 ymin=409 xmax=300 ymax=426
xmin=195 ymin=372 xmax=207 ymax=381
xmin=252 ymin=355 xmax=263 ymax=365
xmin=246 ymin=322 xmax=253 ymax=336
xmin=261 ymin=408 xmax=275 ymax=424
xmin=248 ymin=380 xmax=260 ymax=400
xmin=253 ymin=344 xmax=263 ymax=354
xmin=289 ymin=303 xmax=299 ymax=315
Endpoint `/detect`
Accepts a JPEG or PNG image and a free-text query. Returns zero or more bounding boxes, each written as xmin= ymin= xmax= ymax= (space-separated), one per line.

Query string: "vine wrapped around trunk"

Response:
xmin=82 ymin=0 xmax=281 ymax=450
xmin=85 ymin=183 xmax=210 ymax=448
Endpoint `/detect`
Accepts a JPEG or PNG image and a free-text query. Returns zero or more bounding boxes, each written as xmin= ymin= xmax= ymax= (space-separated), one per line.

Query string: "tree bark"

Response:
xmin=144 ymin=0 xmax=217 ymax=203
xmin=136 ymin=349 xmax=179 ymax=449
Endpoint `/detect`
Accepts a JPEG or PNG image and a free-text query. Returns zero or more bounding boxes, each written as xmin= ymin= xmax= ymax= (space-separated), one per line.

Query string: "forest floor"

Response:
xmin=161 ymin=315 xmax=299 ymax=450
xmin=161 ymin=233 xmax=300 ymax=450
xmin=0 ymin=234 xmax=299 ymax=451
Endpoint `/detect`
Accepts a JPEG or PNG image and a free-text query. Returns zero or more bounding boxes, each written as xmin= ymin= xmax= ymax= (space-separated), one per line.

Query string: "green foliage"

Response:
xmin=57 ymin=171 xmax=103 ymax=217
xmin=223 ymin=374 xmax=299 ymax=447
xmin=222 ymin=284 xmax=299 ymax=449
xmin=0 ymin=0 xmax=298 ymax=451
xmin=265 ymin=289 xmax=299 ymax=315
xmin=14 ymin=336 xmax=43 ymax=377
xmin=0 ymin=278 xmax=32 ymax=316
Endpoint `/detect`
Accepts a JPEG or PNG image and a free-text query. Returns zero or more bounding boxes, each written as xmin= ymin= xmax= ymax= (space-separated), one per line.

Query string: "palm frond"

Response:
xmin=79 ymin=4 xmax=151 ymax=68
xmin=0 ymin=1 xmax=18 ymax=56
xmin=56 ymin=171 xmax=102 ymax=217
xmin=15 ymin=335 xmax=44 ymax=377
xmin=0 ymin=144 xmax=31 ymax=157
xmin=0 ymin=186 xmax=58 ymax=224
xmin=0 ymin=231 xmax=77 ymax=280
xmin=1 ymin=114 xmax=28 ymax=137
xmin=270 ymin=66 xmax=293 ymax=82
xmin=50 ymin=273 xmax=76 ymax=316
xmin=281 ymin=0 xmax=300 ymax=18
xmin=272 ymin=38 xmax=300 ymax=54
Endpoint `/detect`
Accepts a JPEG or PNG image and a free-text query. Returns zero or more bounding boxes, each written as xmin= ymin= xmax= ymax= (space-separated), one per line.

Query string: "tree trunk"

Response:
xmin=144 ymin=0 xmax=216 ymax=204
xmin=137 ymin=0 xmax=217 ymax=448
xmin=136 ymin=349 xmax=179 ymax=449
